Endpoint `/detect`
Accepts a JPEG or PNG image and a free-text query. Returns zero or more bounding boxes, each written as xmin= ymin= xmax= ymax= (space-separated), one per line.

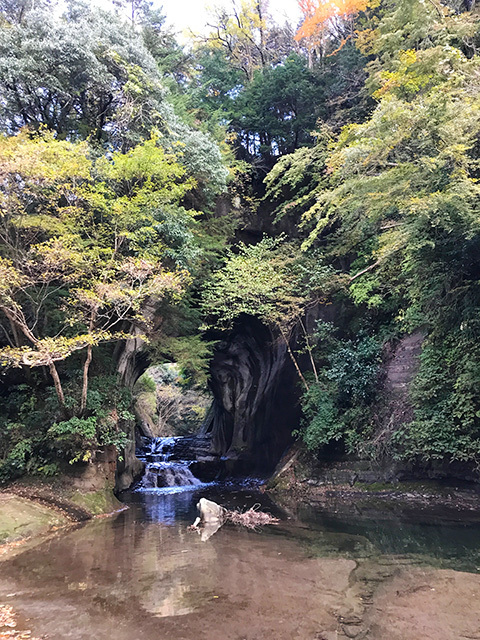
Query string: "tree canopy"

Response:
xmin=2 ymin=0 xmax=480 ymax=479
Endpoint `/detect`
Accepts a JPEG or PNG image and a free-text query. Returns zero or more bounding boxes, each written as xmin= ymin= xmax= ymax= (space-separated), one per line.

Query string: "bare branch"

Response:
xmin=349 ymin=260 xmax=381 ymax=282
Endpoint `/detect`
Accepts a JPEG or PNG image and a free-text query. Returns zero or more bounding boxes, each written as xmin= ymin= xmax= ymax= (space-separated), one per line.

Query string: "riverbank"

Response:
xmin=267 ymin=444 xmax=480 ymax=519
xmin=269 ymin=480 xmax=480 ymax=518
xmin=0 ymin=478 xmax=126 ymax=562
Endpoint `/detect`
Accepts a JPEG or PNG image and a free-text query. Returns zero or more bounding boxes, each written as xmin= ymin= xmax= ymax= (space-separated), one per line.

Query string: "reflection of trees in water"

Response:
xmin=5 ymin=490 xmax=480 ymax=631
xmin=286 ymin=502 xmax=480 ymax=573
xmin=130 ymin=520 xmax=218 ymax=617
xmin=3 ymin=492 xmax=480 ymax=640
xmin=125 ymin=489 xmax=201 ymax=525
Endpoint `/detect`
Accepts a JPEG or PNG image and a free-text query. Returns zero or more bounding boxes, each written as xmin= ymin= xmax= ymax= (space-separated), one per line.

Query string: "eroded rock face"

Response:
xmin=203 ymin=317 xmax=301 ymax=473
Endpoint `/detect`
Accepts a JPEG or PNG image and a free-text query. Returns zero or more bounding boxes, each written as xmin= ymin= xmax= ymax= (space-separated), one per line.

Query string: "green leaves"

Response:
xmin=296 ymin=334 xmax=381 ymax=453
xmin=0 ymin=130 xmax=191 ymax=361
xmin=202 ymin=237 xmax=305 ymax=330
xmin=0 ymin=3 xmax=165 ymax=146
xmin=258 ymin=0 xmax=480 ymax=465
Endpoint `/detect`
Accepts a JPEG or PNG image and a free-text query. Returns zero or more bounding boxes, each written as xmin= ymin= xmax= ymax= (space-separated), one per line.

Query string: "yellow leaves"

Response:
xmin=0 ymin=258 xmax=27 ymax=300
xmin=0 ymin=128 xmax=198 ymax=372
xmin=67 ymin=257 xmax=186 ymax=327
xmin=202 ymin=0 xmax=270 ymax=78
xmin=355 ymin=27 xmax=376 ymax=54
xmin=119 ymin=257 xmax=158 ymax=280
xmin=0 ymin=603 xmax=41 ymax=640
xmin=97 ymin=134 xmax=184 ymax=184
xmin=0 ymin=129 xmax=91 ymax=183
xmin=1 ymin=130 xmax=194 ymax=233
xmin=401 ymin=49 xmax=417 ymax=66
xmin=373 ymin=49 xmax=431 ymax=100
xmin=95 ymin=134 xmax=194 ymax=217
xmin=212 ymin=0 xmax=267 ymax=41
xmin=149 ymin=270 xmax=187 ymax=300
xmin=30 ymin=238 xmax=85 ymax=275
xmin=0 ymin=331 xmax=137 ymax=369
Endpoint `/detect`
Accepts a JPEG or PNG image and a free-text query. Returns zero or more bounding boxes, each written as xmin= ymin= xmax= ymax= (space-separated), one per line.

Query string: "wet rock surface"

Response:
xmin=136 ymin=435 xmax=220 ymax=485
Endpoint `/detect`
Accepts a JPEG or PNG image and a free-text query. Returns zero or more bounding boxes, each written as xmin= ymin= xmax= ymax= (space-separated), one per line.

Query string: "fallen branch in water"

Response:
xmin=188 ymin=498 xmax=279 ymax=539
xmin=224 ymin=504 xmax=279 ymax=530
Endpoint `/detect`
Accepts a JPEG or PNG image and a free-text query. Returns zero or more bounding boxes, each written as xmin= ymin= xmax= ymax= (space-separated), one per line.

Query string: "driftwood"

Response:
xmin=224 ymin=504 xmax=279 ymax=529
xmin=189 ymin=498 xmax=279 ymax=539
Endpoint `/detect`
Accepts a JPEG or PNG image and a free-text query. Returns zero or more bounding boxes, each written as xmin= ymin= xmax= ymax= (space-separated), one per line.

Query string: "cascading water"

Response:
xmin=137 ymin=436 xmax=202 ymax=489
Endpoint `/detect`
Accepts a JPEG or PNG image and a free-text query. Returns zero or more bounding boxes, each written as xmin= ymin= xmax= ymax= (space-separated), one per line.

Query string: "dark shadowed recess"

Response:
xmin=202 ymin=316 xmax=301 ymax=475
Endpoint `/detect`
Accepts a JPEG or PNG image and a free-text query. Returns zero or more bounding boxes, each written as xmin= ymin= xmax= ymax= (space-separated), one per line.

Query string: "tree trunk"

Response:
xmin=48 ymin=361 xmax=68 ymax=416
xmin=278 ymin=325 xmax=310 ymax=392
xmin=80 ymin=343 xmax=93 ymax=416
xmin=299 ymin=319 xmax=319 ymax=384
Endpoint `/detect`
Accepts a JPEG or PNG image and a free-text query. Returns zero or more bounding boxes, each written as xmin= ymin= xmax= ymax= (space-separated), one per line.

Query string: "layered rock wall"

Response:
xmin=202 ymin=317 xmax=301 ymax=473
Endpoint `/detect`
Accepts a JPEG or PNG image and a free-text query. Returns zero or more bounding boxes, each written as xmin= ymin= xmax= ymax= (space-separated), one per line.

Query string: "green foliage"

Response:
xmin=272 ymin=0 xmax=480 ymax=469
xmin=0 ymin=2 xmax=165 ymax=146
xmin=159 ymin=335 xmax=217 ymax=387
xmin=202 ymin=236 xmax=305 ymax=330
xmin=328 ymin=336 xmax=381 ymax=403
xmin=136 ymin=373 xmax=156 ymax=394
xmin=49 ymin=412 xmax=128 ymax=465
xmin=48 ymin=417 xmax=98 ymax=463
xmin=0 ymin=129 xmax=196 ymax=405
xmin=297 ymin=385 xmax=341 ymax=451
xmin=188 ymin=1 xmax=370 ymax=164
xmin=263 ymin=136 xmax=329 ymax=223
xmin=394 ymin=331 xmax=480 ymax=463
xmin=0 ymin=375 xmax=132 ymax=480
xmin=3 ymin=0 xmax=480 ymax=479
xmin=295 ymin=334 xmax=381 ymax=454
xmin=231 ymin=54 xmax=323 ymax=157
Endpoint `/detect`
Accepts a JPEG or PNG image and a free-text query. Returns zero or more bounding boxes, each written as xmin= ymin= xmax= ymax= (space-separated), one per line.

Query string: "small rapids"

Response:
xmin=137 ymin=436 xmax=203 ymax=491
xmin=143 ymin=462 xmax=201 ymax=489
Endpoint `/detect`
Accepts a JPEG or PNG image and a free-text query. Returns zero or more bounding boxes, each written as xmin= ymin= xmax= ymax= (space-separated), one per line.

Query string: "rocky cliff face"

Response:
xmin=202 ymin=317 xmax=301 ymax=474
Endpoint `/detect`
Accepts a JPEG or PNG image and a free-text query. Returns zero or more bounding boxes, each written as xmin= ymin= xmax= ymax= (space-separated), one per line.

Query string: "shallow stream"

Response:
xmin=1 ymin=483 xmax=480 ymax=640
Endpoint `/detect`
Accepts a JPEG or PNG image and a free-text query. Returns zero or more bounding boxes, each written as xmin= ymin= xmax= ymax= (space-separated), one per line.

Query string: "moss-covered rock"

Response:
xmin=0 ymin=494 xmax=69 ymax=545
xmin=69 ymin=487 xmax=123 ymax=516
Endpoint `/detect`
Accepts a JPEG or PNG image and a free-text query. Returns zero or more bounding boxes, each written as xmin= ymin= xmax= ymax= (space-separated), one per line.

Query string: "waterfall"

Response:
xmin=137 ymin=436 xmax=202 ymax=490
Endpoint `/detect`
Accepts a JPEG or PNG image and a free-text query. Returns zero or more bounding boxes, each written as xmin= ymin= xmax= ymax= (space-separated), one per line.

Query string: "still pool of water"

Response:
xmin=1 ymin=485 xmax=480 ymax=640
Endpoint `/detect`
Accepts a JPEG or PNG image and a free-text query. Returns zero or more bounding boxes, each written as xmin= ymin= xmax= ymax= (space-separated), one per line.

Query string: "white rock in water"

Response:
xmin=192 ymin=497 xmax=225 ymax=528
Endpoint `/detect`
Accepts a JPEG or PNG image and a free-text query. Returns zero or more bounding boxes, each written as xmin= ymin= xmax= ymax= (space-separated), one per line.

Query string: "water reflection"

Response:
xmin=1 ymin=487 xmax=480 ymax=640
xmin=125 ymin=486 xmax=204 ymax=525
xmin=193 ymin=519 xmax=224 ymax=542
xmin=288 ymin=500 xmax=480 ymax=572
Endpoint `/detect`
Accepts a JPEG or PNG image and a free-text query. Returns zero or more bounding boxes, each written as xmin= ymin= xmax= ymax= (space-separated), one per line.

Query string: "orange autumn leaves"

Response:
xmin=295 ymin=0 xmax=369 ymax=48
